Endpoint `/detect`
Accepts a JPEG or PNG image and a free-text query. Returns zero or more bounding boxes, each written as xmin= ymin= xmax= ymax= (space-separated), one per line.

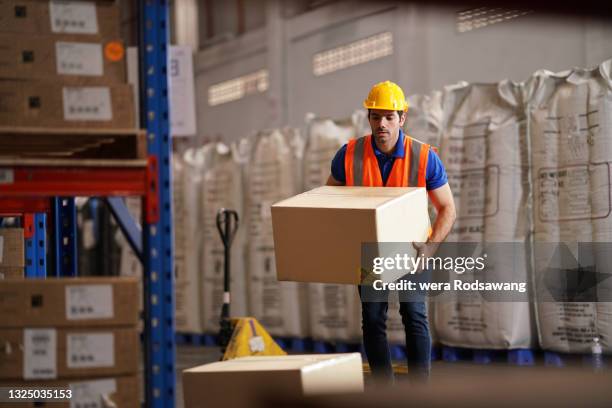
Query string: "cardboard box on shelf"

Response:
xmin=0 ymin=267 xmax=24 ymax=279
xmin=0 ymin=34 xmax=126 ymax=85
xmin=271 ymin=186 xmax=430 ymax=285
xmin=0 ymin=0 xmax=120 ymax=39
xmin=0 ymin=327 xmax=139 ymax=379
xmin=0 ymin=80 xmax=134 ymax=129
xmin=0 ymin=375 xmax=140 ymax=408
xmin=183 ymin=354 xmax=364 ymax=408
xmin=0 ymin=277 xmax=140 ymax=327
xmin=0 ymin=228 xmax=24 ymax=268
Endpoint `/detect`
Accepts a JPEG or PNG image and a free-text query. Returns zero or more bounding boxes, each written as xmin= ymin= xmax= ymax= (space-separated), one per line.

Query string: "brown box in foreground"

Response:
xmin=183 ymin=354 xmax=364 ymax=408
xmin=0 ymin=81 xmax=134 ymax=129
xmin=0 ymin=34 xmax=126 ymax=84
xmin=0 ymin=228 xmax=24 ymax=268
xmin=0 ymin=277 xmax=140 ymax=327
xmin=0 ymin=327 xmax=139 ymax=379
xmin=271 ymin=186 xmax=430 ymax=284
xmin=0 ymin=0 xmax=120 ymax=39
xmin=1 ymin=375 xmax=140 ymax=408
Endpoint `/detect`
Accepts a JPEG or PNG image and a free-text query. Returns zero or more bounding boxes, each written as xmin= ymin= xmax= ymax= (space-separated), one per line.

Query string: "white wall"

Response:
xmin=194 ymin=29 xmax=269 ymax=143
xmin=194 ymin=1 xmax=612 ymax=143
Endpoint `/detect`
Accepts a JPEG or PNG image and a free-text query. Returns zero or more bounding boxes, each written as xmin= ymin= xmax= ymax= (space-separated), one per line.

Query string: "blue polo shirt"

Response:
xmin=331 ymin=129 xmax=448 ymax=190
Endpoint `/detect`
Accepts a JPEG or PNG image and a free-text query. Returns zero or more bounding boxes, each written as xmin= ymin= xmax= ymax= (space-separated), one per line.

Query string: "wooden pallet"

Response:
xmin=0 ymin=126 xmax=147 ymax=165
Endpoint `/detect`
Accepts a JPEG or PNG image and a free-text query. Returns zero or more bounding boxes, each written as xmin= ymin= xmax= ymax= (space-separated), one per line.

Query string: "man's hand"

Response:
xmin=411 ymin=183 xmax=456 ymax=274
xmin=326 ymin=174 xmax=344 ymax=186
xmin=411 ymin=241 xmax=439 ymax=274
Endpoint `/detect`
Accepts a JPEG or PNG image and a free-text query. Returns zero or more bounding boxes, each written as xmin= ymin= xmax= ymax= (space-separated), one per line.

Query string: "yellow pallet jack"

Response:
xmin=215 ymin=208 xmax=286 ymax=361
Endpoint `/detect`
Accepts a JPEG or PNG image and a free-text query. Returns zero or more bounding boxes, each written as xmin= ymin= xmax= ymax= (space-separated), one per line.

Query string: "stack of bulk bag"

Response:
xmin=200 ymin=143 xmax=248 ymax=333
xmin=434 ymin=81 xmax=534 ymax=349
xmin=246 ymin=129 xmax=309 ymax=338
xmin=528 ymin=59 xmax=612 ymax=353
xmin=406 ymin=91 xmax=444 ymax=148
xmin=174 ymin=149 xmax=206 ymax=333
xmin=303 ymin=116 xmax=361 ymax=344
xmin=406 ymin=91 xmax=445 ymax=345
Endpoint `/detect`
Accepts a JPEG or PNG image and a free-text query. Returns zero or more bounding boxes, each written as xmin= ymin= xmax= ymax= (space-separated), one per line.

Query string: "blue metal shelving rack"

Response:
xmin=0 ymin=2 xmax=175 ymax=406
xmin=140 ymin=1 xmax=176 ymax=407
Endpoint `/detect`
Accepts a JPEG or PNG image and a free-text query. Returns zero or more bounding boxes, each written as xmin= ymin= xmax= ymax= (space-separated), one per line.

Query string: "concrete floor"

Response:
xmin=174 ymin=345 xmax=609 ymax=408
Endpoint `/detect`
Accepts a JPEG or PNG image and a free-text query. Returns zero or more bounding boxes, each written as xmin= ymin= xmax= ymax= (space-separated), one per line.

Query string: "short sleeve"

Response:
xmin=425 ymin=149 xmax=448 ymax=191
xmin=330 ymin=144 xmax=347 ymax=184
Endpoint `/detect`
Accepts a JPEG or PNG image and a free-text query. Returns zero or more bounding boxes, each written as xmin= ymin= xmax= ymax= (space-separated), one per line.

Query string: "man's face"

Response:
xmin=368 ymin=109 xmax=406 ymax=154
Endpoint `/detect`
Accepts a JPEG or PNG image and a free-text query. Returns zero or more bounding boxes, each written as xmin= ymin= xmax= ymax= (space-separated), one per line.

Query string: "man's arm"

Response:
xmin=414 ymin=183 xmax=456 ymax=261
xmin=326 ymin=174 xmax=344 ymax=186
xmin=427 ymin=183 xmax=456 ymax=243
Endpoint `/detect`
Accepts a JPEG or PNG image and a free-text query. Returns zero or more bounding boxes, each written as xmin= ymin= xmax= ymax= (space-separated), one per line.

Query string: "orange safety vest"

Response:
xmin=344 ymin=134 xmax=434 ymax=187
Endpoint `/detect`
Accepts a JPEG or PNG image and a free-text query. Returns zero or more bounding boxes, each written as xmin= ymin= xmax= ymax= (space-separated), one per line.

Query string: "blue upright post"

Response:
xmin=53 ymin=197 xmax=77 ymax=277
xmin=140 ymin=1 xmax=175 ymax=407
xmin=24 ymin=213 xmax=47 ymax=278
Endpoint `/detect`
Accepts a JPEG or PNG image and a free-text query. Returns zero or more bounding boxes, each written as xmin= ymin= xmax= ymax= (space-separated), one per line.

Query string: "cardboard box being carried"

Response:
xmin=0 ymin=80 xmax=134 ymax=129
xmin=183 ymin=354 xmax=364 ymax=408
xmin=0 ymin=277 xmax=140 ymax=327
xmin=0 ymin=0 xmax=120 ymax=38
xmin=0 ymin=327 xmax=139 ymax=380
xmin=1 ymin=375 xmax=140 ymax=408
xmin=271 ymin=186 xmax=430 ymax=284
xmin=0 ymin=34 xmax=126 ymax=84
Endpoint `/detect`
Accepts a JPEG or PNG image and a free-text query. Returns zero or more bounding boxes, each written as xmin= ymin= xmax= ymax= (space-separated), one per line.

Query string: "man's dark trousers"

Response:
xmin=359 ymin=286 xmax=431 ymax=381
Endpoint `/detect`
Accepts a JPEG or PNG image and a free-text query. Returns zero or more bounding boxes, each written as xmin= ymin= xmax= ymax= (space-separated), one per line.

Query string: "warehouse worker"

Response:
xmin=327 ymin=81 xmax=456 ymax=382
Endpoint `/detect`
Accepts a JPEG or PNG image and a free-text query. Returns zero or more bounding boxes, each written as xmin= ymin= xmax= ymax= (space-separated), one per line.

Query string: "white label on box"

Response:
xmin=0 ymin=169 xmax=14 ymax=184
xmin=50 ymin=1 xmax=99 ymax=34
xmin=62 ymin=87 xmax=112 ymax=121
xmin=23 ymin=328 xmax=57 ymax=379
xmin=67 ymin=333 xmax=114 ymax=368
xmin=70 ymin=378 xmax=117 ymax=408
xmin=56 ymin=42 xmax=103 ymax=76
xmin=66 ymin=284 xmax=114 ymax=320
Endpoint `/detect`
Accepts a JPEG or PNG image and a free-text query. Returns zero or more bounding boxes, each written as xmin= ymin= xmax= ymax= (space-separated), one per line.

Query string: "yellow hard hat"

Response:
xmin=363 ymin=81 xmax=408 ymax=112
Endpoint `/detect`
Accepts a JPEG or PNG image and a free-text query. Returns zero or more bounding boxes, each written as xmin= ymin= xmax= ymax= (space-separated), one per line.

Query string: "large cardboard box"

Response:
xmin=1 ymin=375 xmax=140 ymax=408
xmin=0 ymin=228 xmax=24 ymax=268
xmin=0 ymin=0 xmax=120 ymax=38
xmin=271 ymin=186 xmax=430 ymax=284
xmin=0 ymin=34 xmax=126 ymax=84
xmin=0 ymin=277 xmax=140 ymax=327
xmin=0 ymin=80 xmax=134 ymax=128
xmin=183 ymin=354 xmax=364 ymax=408
xmin=0 ymin=327 xmax=139 ymax=379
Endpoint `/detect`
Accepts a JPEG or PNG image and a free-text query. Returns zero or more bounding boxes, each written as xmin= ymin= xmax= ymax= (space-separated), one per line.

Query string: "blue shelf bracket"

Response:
xmin=105 ymin=197 xmax=143 ymax=262
xmin=53 ymin=197 xmax=77 ymax=277
xmin=24 ymin=213 xmax=47 ymax=278
xmin=140 ymin=1 xmax=175 ymax=407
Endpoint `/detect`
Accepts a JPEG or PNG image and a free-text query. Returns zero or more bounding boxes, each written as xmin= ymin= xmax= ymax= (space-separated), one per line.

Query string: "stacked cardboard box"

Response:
xmin=0 ymin=228 xmax=24 ymax=279
xmin=0 ymin=0 xmax=134 ymax=128
xmin=0 ymin=277 xmax=140 ymax=407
